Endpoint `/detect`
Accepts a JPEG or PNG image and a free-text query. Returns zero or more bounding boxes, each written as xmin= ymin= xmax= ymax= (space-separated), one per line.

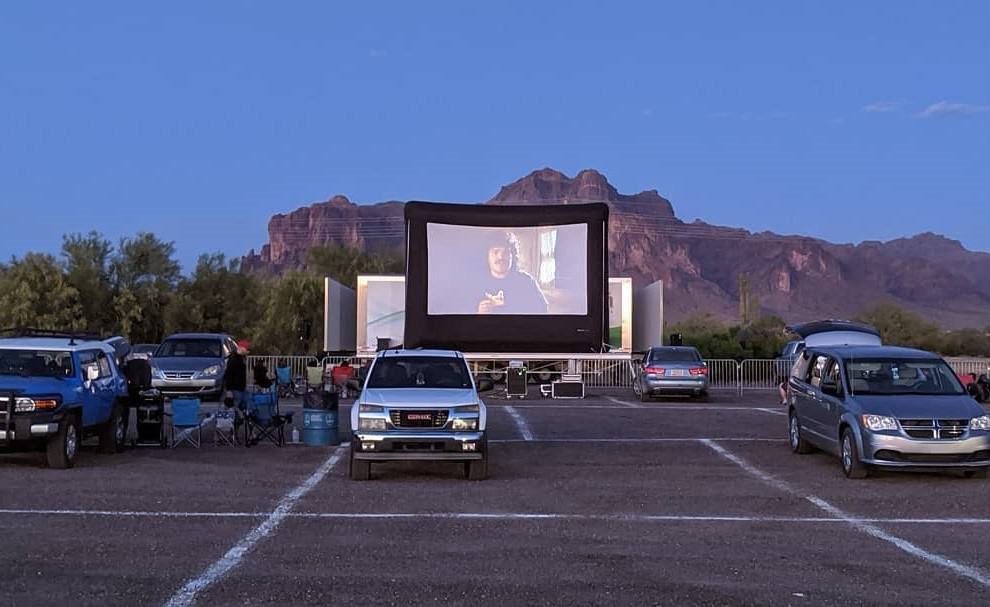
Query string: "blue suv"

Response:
xmin=0 ymin=331 xmax=130 ymax=468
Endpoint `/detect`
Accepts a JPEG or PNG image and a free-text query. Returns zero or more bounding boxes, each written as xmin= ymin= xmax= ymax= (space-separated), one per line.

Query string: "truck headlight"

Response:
xmin=453 ymin=404 xmax=480 ymax=413
xmin=451 ymin=418 xmax=478 ymax=431
xmin=359 ymin=404 xmax=384 ymax=413
xmin=358 ymin=418 xmax=387 ymax=431
xmin=199 ymin=365 xmax=221 ymax=377
xmin=13 ymin=398 xmax=58 ymax=413
xmin=861 ymin=415 xmax=898 ymax=431
xmin=971 ymin=415 xmax=990 ymax=431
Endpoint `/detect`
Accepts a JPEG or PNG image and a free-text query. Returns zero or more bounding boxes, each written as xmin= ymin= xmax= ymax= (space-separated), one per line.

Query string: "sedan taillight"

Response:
xmin=644 ymin=367 xmax=665 ymax=375
xmin=689 ymin=367 xmax=708 ymax=376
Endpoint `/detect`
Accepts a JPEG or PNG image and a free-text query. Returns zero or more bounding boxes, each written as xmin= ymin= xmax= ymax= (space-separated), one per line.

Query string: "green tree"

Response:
xmin=856 ymin=301 xmax=942 ymax=351
xmin=252 ymin=272 xmax=323 ymax=354
xmin=0 ymin=253 xmax=84 ymax=330
xmin=165 ymin=253 xmax=260 ymax=338
xmin=61 ymin=232 xmax=114 ymax=334
xmin=307 ymin=244 xmax=404 ymax=288
xmin=737 ymin=315 xmax=788 ymax=359
xmin=111 ymin=233 xmax=181 ymax=343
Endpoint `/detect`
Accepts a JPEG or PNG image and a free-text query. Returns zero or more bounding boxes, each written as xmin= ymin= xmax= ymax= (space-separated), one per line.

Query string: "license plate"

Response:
xmin=670 ymin=369 xmax=686 ymax=377
xmin=405 ymin=413 xmax=433 ymax=422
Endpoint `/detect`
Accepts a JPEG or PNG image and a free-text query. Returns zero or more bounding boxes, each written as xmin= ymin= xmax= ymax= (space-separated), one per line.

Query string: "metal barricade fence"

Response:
xmin=740 ymin=359 xmax=785 ymax=393
xmin=705 ymin=359 xmax=741 ymax=391
xmin=945 ymin=357 xmax=990 ymax=377
xmin=247 ymin=355 xmax=320 ymax=386
xmin=244 ymin=355 xmax=990 ymax=393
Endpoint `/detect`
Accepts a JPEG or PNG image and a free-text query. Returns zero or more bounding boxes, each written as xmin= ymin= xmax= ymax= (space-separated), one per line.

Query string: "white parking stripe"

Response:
xmin=163 ymin=444 xmax=348 ymax=607
xmin=604 ymin=395 xmax=640 ymax=408
xmin=756 ymin=408 xmax=787 ymax=417
xmin=491 ymin=437 xmax=786 ymax=443
xmin=489 ymin=404 xmax=779 ymax=411
xmin=700 ymin=439 xmax=990 ymax=590
xmin=504 ymin=406 xmax=534 ymax=441
xmin=2 ymin=508 xmax=990 ymax=525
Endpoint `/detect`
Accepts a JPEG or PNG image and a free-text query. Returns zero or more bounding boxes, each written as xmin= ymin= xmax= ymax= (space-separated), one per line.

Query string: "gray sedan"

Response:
xmin=632 ymin=346 xmax=709 ymax=402
xmin=788 ymin=345 xmax=990 ymax=478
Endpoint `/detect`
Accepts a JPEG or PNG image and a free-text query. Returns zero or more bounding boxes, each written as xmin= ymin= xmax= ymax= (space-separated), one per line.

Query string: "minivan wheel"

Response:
xmin=840 ymin=429 xmax=868 ymax=479
xmin=789 ymin=412 xmax=813 ymax=454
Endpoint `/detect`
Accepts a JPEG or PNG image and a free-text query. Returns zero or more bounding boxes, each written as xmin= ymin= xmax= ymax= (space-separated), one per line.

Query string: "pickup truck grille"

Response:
xmin=899 ymin=419 xmax=968 ymax=440
xmin=389 ymin=409 xmax=449 ymax=429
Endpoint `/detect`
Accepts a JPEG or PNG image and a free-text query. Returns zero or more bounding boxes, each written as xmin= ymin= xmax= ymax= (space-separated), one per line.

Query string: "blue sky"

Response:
xmin=2 ymin=1 xmax=988 ymax=270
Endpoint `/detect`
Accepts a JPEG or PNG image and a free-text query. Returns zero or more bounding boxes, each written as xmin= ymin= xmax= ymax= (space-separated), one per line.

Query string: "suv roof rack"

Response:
xmin=0 ymin=327 xmax=107 ymax=345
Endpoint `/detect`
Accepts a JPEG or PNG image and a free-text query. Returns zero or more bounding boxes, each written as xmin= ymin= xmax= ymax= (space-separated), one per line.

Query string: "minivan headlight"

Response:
xmin=152 ymin=367 xmax=166 ymax=380
xmin=199 ymin=365 xmax=221 ymax=377
xmin=970 ymin=415 xmax=990 ymax=431
xmin=861 ymin=415 xmax=899 ymax=431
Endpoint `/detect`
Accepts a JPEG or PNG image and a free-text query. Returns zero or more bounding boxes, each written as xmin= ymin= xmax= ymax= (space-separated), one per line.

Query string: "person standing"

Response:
xmin=224 ymin=340 xmax=250 ymax=410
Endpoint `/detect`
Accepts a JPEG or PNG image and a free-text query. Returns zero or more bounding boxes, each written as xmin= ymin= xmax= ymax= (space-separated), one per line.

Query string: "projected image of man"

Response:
xmin=477 ymin=231 xmax=548 ymax=315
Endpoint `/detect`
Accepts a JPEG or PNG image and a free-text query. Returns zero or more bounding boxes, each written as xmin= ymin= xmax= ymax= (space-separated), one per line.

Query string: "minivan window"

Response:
xmin=845 ymin=359 xmax=964 ymax=396
xmin=367 ymin=356 xmax=472 ymax=389
xmin=156 ymin=339 xmax=222 ymax=358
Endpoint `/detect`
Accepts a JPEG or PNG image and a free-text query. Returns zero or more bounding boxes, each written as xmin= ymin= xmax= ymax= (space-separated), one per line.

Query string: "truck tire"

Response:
xmin=465 ymin=457 xmax=488 ymax=481
xmin=46 ymin=417 xmax=78 ymax=469
xmin=349 ymin=449 xmax=371 ymax=481
xmin=99 ymin=403 xmax=127 ymax=454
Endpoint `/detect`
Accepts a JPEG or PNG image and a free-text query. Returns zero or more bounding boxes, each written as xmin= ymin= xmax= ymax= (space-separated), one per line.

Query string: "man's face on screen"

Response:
xmin=487 ymin=244 xmax=512 ymax=278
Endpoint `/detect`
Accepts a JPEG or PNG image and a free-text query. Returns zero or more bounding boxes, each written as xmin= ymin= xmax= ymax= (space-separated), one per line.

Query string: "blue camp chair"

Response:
xmin=244 ymin=389 xmax=289 ymax=447
xmin=276 ymin=366 xmax=295 ymax=398
xmin=168 ymin=398 xmax=203 ymax=448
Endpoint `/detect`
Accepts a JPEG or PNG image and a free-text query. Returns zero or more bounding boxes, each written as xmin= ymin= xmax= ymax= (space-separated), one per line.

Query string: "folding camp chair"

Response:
xmin=214 ymin=406 xmax=238 ymax=446
xmin=276 ymin=366 xmax=296 ymax=398
xmin=305 ymin=365 xmax=325 ymax=392
xmin=244 ymin=389 xmax=291 ymax=447
xmin=168 ymin=398 xmax=203 ymax=448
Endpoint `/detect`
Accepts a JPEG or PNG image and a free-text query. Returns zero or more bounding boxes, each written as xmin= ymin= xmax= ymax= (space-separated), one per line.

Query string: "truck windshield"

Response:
xmin=0 ymin=350 xmax=74 ymax=378
xmin=845 ymin=359 xmax=965 ymax=396
xmin=156 ymin=339 xmax=222 ymax=358
xmin=367 ymin=356 xmax=473 ymax=389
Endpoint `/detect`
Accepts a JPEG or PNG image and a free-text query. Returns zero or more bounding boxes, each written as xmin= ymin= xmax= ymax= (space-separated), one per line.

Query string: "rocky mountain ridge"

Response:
xmin=242 ymin=168 xmax=990 ymax=328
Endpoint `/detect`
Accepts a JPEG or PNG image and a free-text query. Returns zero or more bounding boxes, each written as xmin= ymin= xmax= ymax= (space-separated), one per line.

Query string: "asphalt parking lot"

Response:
xmin=2 ymin=390 xmax=989 ymax=606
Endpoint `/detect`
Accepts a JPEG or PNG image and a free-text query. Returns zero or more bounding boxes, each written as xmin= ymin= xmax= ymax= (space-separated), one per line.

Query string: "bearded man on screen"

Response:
xmin=475 ymin=231 xmax=549 ymax=315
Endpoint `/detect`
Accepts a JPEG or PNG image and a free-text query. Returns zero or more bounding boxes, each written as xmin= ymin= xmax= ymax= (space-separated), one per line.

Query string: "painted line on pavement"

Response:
xmin=604 ymin=395 xmax=640 ymax=408
xmin=756 ymin=407 xmax=787 ymax=417
xmin=163 ymin=443 xmax=348 ymax=607
xmin=3 ymin=508 xmax=990 ymax=526
xmin=491 ymin=437 xmax=785 ymax=444
xmin=488 ymin=404 xmax=781 ymax=411
xmin=504 ymin=405 xmax=534 ymax=441
xmin=700 ymin=439 xmax=990 ymax=590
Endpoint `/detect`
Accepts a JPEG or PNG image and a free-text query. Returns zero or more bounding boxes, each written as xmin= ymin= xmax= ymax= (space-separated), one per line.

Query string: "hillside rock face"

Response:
xmin=242 ymin=168 xmax=990 ymax=328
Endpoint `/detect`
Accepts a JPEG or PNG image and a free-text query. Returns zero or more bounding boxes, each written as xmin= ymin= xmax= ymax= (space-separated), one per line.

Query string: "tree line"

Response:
xmin=666 ymin=302 xmax=990 ymax=360
xmin=2 ymin=232 xmax=987 ymax=357
xmin=0 ymin=232 xmax=402 ymax=354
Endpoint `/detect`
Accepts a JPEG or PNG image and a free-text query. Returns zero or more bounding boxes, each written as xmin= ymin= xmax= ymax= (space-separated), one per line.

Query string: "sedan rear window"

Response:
xmin=650 ymin=348 xmax=702 ymax=362
xmin=367 ymin=356 xmax=472 ymax=389
xmin=845 ymin=359 xmax=964 ymax=396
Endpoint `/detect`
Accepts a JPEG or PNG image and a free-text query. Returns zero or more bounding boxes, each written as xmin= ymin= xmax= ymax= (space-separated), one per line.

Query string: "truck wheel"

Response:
xmin=46 ymin=417 xmax=78 ymax=469
xmin=349 ymin=449 xmax=371 ymax=481
xmin=465 ymin=457 xmax=488 ymax=481
xmin=964 ymin=468 xmax=988 ymax=479
xmin=99 ymin=403 xmax=127 ymax=454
